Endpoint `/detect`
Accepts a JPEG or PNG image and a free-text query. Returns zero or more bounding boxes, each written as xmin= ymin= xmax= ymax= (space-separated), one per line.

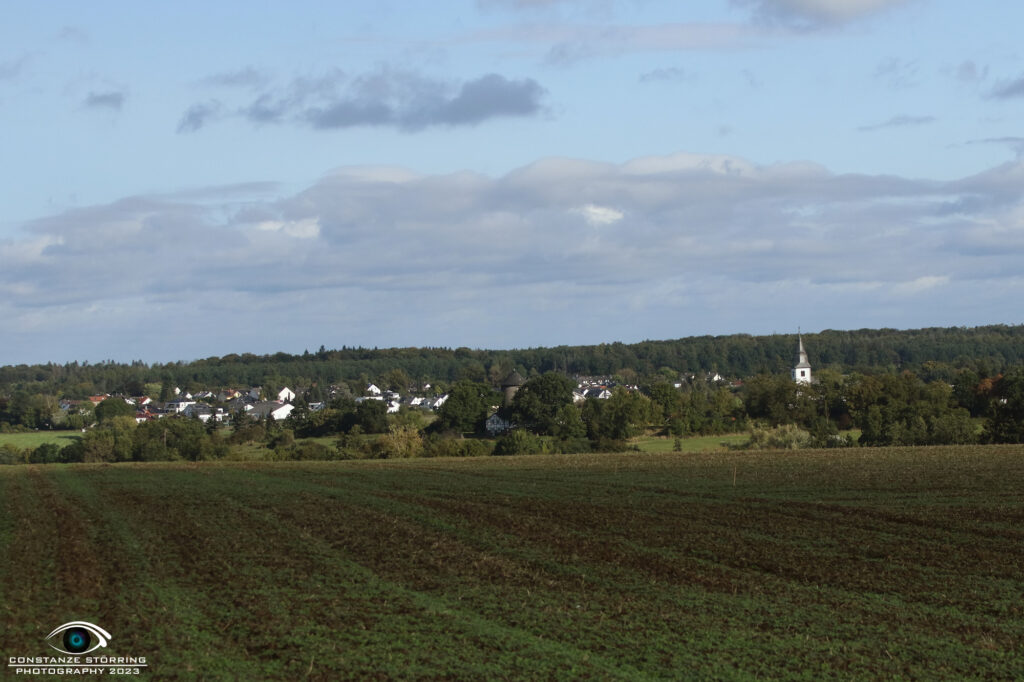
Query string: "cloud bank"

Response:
xmin=857 ymin=115 xmax=935 ymax=132
xmin=3 ymin=152 xmax=1023 ymax=363
xmin=83 ymin=90 xmax=126 ymax=110
xmin=734 ymin=0 xmax=912 ymax=29
xmin=989 ymin=74 xmax=1024 ymax=100
xmin=180 ymin=69 xmax=546 ymax=133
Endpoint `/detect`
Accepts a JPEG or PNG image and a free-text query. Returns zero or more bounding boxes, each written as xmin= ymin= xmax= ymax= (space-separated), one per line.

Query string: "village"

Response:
xmin=58 ymin=371 xmax=738 ymax=436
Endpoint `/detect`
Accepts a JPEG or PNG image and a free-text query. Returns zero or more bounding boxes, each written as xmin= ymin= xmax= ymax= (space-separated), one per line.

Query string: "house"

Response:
xmin=248 ymin=401 xmax=294 ymax=421
xmin=485 ymin=412 xmax=514 ymax=436
xmin=134 ymin=409 xmax=159 ymax=424
xmin=184 ymin=404 xmax=228 ymax=423
xmin=59 ymin=399 xmax=84 ymax=412
xmin=277 ymin=387 xmax=296 ymax=403
xmin=584 ymin=387 xmax=612 ymax=400
xmin=365 ymin=383 xmax=382 ymax=396
xmin=165 ymin=398 xmax=196 ymax=414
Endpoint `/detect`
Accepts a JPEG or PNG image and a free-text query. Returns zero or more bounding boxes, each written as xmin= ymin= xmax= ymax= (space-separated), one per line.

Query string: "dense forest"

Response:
xmin=2 ymin=324 xmax=1023 ymax=398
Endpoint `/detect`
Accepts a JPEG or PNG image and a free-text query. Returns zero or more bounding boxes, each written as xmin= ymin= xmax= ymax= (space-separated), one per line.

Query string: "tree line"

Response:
xmin=3 ymin=324 xmax=1024 ymax=464
xmin=2 ymin=324 xmax=1024 ymax=400
xmin=5 ymin=362 xmax=1024 ymax=465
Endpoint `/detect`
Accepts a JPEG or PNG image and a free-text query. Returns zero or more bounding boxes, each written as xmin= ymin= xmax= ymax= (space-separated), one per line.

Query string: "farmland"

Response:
xmin=1 ymin=447 xmax=1022 ymax=679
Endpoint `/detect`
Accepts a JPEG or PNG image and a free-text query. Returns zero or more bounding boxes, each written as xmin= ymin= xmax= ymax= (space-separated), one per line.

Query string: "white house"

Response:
xmin=185 ymin=404 xmax=228 ymax=423
xmin=165 ymin=398 xmax=196 ymax=414
xmin=249 ymin=401 xmax=294 ymax=421
xmin=366 ymin=383 xmax=382 ymax=396
xmin=277 ymin=387 xmax=296 ymax=403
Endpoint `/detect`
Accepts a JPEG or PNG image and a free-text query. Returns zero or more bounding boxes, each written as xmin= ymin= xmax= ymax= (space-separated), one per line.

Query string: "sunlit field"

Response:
xmin=2 ymin=446 xmax=1022 ymax=679
xmin=0 ymin=431 xmax=82 ymax=450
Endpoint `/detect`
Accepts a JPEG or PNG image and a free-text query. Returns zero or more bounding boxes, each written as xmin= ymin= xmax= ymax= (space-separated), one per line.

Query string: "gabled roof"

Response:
xmin=249 ymin=401 xmax=294 ymax=419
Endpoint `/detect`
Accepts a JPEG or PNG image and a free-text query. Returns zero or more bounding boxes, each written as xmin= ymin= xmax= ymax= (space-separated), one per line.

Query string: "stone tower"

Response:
xmin=792 ymin=334 xmax=812 ymax=385
xmin=501 ymin=371 xmax=525 ymax=407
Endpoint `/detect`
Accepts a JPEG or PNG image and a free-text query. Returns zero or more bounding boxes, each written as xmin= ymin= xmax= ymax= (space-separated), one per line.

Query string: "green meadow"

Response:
xmin=0 ymin=430 xmax=81 ymax=450
xmin=1 ymin=446 xmax=1021 ymax=679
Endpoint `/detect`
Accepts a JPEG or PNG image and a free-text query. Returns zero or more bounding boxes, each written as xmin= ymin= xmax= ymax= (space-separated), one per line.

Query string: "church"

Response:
xmin=792 ymin=335 xmax=812 ymax=385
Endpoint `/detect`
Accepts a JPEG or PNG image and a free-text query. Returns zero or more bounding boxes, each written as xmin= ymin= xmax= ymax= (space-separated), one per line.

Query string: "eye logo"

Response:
xmin=45 ymin=621 xmax=112 ymax=655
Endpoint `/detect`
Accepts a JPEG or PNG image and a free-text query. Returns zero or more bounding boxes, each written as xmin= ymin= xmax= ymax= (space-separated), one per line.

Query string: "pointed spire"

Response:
xmin=793 ymin=330 xmax=812 ymax=384
xmin=795 ymin=334 xmax=810 ymax=368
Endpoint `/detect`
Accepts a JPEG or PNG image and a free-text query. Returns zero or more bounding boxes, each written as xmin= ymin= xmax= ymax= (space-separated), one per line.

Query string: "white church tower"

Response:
xmin=792 ymin=334 xmax=812 ymax=385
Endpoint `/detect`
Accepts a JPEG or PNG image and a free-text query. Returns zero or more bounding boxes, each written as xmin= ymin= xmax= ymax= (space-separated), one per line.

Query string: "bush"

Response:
xmin=548 ymin=438 xmax=592 ymax=454
xmin=268 ymin=429 xmax=295 ymax=450
xmin=286 ymin=441 xmax=335 ymax=461
xmin=423 ymin=435 xmax=493 ymax=458
xmin=29 ymin=443 xmax=63 ymax=464
xmin=229 ymin=421 xmax=266 ymax=445
xmin=0 ymin=444 xmax=26 ymax=465
xmin=335 ymin=432 xmax=373 ymax=460
xmin=371 ymin=426 xmax=424 ymax=459
xmin=742 ymin=424 xmax=812 ymax=450
xmin=493 ymin=429 xmax=544 ymax=456
xmin=590 ymin=438 xmax=636 ymax=453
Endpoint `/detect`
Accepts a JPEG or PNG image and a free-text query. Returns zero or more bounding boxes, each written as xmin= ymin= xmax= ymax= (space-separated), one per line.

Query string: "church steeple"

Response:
xmin=792 ymin=333 xmax=812 ymax=385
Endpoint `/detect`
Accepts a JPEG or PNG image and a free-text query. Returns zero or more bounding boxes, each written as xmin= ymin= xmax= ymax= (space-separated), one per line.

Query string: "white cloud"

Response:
xmin=255 ymin=217 xmax=321 ymax=239
xmin=572 ymin=203 xmax=623 ymax=225
xmin=3 ymin=153 xmax=1024 ymax=362
xmin=622 ymin=152 xmax=758 ymax=177
xmin=892 ymin=275 xmax=950 ymax=295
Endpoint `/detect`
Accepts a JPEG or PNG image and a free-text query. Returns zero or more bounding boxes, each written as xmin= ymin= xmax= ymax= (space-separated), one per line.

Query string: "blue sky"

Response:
xmin=2 ymin=0 xmax=1024 ymax=364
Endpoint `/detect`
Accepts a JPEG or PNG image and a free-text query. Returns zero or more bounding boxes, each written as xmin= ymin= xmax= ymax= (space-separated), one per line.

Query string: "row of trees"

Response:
xmin=3 ymin=325 xmax=1024 ymax=401
xmin=431 ymin=367 xmax=1024 ymax=449
xmin=5 ymin=361 xmax=1024 ymax=465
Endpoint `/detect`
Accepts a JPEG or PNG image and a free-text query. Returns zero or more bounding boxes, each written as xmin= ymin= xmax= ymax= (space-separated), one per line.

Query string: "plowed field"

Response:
xmin=2 ymin=446 xmax=1022 ymax=679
